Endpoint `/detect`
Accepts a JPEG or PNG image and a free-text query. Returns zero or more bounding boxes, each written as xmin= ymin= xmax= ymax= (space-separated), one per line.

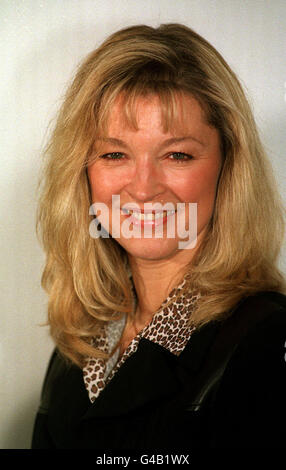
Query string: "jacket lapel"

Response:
xmin=82 ymin=321 xmax=219 ymax=420
xmin=82 ymin=338 xmax=178 ymax=419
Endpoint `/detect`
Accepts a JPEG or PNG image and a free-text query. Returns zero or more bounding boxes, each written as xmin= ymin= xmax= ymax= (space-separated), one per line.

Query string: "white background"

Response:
xmin=1 ymin=0 xmax=285 ymax=449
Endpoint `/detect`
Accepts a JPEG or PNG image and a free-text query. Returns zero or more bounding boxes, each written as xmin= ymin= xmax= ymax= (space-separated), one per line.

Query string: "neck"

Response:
xmin=128 ymin=251 xmax=193 ymax=329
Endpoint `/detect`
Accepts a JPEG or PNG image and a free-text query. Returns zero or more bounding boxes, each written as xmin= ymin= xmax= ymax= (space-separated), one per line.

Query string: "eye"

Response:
xmin=100 ymin=152 xmax=125 ymax=160
xmin=168 ymin=152 xmax=193 ymax=162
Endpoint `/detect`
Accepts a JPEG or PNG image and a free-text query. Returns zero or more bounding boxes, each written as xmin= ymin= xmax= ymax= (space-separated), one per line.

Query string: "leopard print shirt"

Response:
xmin=83 ymin=280 xmax=199 ymax=403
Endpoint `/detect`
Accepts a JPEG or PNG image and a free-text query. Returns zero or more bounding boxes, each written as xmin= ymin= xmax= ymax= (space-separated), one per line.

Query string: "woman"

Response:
xmin=32 ymin=24 xmax=286 ymax=449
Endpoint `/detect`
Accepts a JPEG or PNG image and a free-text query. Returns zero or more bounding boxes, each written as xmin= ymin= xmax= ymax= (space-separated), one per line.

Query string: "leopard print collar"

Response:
xmin=83 ymin=279 xmax=199 ymax=403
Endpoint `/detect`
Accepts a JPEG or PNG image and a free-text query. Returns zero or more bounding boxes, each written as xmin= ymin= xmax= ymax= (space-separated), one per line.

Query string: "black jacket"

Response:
xmin=31 ymin=291 xmax=286 ymax=450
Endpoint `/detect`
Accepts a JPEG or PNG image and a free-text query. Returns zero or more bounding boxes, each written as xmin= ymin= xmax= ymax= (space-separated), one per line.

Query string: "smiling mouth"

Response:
xmin=120 ymin=208 xmax=176 ymax=221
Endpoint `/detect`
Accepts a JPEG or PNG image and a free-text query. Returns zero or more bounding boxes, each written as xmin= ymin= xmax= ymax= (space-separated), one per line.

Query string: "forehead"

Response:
xmin=102 ymin=91 xmax=210 ymax=137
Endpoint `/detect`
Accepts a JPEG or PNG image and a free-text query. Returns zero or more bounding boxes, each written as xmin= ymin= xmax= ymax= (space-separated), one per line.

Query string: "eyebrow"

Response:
xmin=161 ymin=136 xmax=205 ymax=147
xmin=97 ymin=135 xmax=205 ymax=147
xmin=98 ymin=137 xmax=129 ymax=147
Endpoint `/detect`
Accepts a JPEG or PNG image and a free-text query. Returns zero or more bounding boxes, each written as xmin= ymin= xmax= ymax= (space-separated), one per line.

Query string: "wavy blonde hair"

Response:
xmin=37 ymin=24 xmax=285 ymax=366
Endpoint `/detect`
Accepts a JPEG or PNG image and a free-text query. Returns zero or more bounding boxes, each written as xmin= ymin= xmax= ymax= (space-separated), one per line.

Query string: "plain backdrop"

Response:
xmin=1 ymin=0 xmax=285 ymax=449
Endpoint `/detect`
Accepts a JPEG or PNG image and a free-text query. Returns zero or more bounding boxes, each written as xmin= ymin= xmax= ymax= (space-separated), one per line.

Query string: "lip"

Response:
xmin=120 ymin=207 xmax=176 ymax=226
xmin=120 ymin=201 xmax=177 ymax=212
xmin=121 ymin=206 xmax=171 ymax=213
xmin=122 ymin=209 xmax=159 ymax=214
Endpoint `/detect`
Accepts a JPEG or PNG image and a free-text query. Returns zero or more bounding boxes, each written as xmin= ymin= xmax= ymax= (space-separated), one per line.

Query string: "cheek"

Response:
xmin=88 ymin=167 xmax=123 ymax=204
xmin=168 ymin=166 xmax=220 ymax=203
xmin=192 ymin=167 xmax=221 ymax=226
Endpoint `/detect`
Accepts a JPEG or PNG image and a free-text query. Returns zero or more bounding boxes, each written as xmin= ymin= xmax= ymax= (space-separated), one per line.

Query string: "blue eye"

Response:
xmin=170 ymin=152 xmax=193 ymax=162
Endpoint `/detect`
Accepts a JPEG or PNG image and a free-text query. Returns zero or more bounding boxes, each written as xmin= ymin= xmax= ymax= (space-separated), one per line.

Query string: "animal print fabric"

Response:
xmin=83 ymin=279 xmax=199 ymax=403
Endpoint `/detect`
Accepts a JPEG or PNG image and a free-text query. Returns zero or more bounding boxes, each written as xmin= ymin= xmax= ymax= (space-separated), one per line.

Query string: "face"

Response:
xmin=87 ymin=93 xmax=222 ymax=263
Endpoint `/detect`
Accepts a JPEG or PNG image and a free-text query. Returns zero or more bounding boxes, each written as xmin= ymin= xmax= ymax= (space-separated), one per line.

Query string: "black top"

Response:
xmin=31 ymin=291 xmax=286 ymax=450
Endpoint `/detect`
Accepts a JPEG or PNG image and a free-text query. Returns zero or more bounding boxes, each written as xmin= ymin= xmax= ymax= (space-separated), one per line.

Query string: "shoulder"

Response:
xmin=219 ymin=290 xmax=286 ymax=377
xmin=229 ymin=290 xmax=286 ymax=368
xmin=230 ymin=291 xmax=286 ymax=363
xmin=38 ymin=350 xmax=77 ymax=414
xmin=211 ymin=292 xmax=286 ymax=448
xmin=32 ymin=350 xmax=89 ymax=448
xmin=210 ymin=291 xmax=286 ymax=447
xmin=236 ymin=290 xmax=286 ymax=316
xmin=218 ymin=290 xmax=286 ymax=352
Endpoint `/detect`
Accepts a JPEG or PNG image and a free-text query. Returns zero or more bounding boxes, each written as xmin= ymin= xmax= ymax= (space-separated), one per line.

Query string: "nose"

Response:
xmin=125 ymin=157 xmax=165 ymax=202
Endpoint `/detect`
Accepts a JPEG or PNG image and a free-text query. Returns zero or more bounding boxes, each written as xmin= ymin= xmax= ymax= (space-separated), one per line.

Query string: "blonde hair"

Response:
xmin=36 ymin=24 xmax=285 ymax=366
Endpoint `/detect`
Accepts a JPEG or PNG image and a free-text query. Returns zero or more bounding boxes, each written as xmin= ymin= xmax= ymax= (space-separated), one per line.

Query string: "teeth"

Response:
xmin=121 ymin=209 xmax=175 ymax=221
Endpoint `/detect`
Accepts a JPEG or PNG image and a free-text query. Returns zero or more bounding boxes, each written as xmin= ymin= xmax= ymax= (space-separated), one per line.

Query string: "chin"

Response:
xmin=116 ymin=237 xmax=184 ymax=261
